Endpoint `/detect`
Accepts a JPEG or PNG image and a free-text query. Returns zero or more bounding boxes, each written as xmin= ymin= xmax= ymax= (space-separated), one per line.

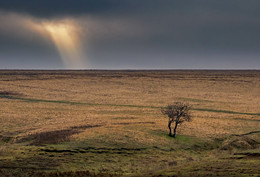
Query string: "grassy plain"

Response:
xmin=0 ymin=70 xmax=259 ymax=176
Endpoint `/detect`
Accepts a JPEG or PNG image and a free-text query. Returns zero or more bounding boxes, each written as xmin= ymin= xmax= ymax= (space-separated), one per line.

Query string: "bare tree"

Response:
xmin=161 ymin=102 xmax=191 ymax=138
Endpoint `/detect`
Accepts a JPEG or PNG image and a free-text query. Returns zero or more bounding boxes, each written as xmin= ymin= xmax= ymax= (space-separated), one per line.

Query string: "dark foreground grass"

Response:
xmin=1 ymin=131 xmax=260 ymax=176
xmin=0 ymin=169 xmax=120 ymax=177
xmin=1 ymin=94 xmax=260 ymax=116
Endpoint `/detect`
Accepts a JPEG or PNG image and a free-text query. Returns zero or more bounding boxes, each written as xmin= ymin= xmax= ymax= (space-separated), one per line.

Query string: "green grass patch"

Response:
xmin=150 ymin=130 xmax=218 ymax=151
xmin=152 ymin=131 xmax=193 ymax=142
xmin=175 ymin=135 xmax=192 ymax=142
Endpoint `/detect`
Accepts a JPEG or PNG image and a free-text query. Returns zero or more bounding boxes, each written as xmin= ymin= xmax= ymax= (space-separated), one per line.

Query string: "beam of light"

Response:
xmin=42 ymin=20 xmax=86 ymax=69
xmin=0 ymin=12 xmax=87 ymax=69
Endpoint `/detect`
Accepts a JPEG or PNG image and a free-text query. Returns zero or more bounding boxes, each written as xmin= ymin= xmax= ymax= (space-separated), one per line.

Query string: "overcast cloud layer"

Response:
xmin=0 ymin=0 xmax=260 ymax=69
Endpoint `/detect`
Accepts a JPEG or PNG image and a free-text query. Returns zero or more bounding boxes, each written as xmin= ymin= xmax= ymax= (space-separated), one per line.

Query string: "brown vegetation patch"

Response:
xmin=113 ymin=122 xmax=155 ymax=125
xmin=41 ymin=147 xmax=146 ymax=154
xmin=227 ymin=152 xmax=260 ymax=160
xmin=18 ymin=124 xmax=103 ymax=145
xmin=30 ymin=129 xmax=79 ymax=145
xmin=233 ymin=152 xmax=260 ymax=158
xmin=0 ymin=135 xmax=13 ymax=143
xmin=168 ymin=161 xmax=178 ymax=166
xmin=0 ymin=91 xmax=22 ymax=97
xmin=44 ymin=170 xmax=120 ymax=177
xmin=112 ymin=117 xmax=137 ymax=120
xmin=70 ymin=125 xmax=103 ymax=129
xmin=221 ymin=136 xmax=259 ymax=150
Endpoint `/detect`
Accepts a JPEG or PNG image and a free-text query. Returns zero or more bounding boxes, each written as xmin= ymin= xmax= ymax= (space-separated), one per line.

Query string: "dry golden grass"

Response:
xmin=0 ymin=70 xmax=259 ymax=142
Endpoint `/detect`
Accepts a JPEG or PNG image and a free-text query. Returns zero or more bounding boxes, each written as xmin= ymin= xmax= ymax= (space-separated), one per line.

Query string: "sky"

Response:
xmin=0 ymin=0 xmax=260 ymax=69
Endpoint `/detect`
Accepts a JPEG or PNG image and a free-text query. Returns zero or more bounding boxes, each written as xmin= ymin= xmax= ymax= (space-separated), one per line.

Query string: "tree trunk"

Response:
xmin=168 ymin=120 xmax=172 ymax=136
xmin=173 ymin=122 xmax=178 ymax=138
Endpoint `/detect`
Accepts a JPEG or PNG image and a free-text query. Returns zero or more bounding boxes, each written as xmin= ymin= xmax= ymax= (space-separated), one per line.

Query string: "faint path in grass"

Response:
xmin=230 ymin=130 xmax=260 ymax=137
xmin=1 ymin=95 xmax=260 ymax=116
xmin=192 ymin=108 xmax=260 ymax=116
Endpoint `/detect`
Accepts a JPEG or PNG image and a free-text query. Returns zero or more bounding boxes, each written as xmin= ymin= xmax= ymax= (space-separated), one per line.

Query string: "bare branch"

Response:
xmin=161 ymin=102 xmax=192 ymax=137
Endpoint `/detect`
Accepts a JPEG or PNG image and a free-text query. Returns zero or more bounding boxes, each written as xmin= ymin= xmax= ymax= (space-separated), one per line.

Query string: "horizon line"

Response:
xmin=0 ymin=69 xmax=259 ymax=71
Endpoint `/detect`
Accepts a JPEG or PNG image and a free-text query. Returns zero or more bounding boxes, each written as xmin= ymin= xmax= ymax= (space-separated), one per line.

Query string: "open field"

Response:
xmin=0 ymin=70 xmax=260 ymax=176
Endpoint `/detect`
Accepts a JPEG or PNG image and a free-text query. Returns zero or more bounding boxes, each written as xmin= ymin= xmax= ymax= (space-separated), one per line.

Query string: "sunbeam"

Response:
xmin=43 ymin=20 xmax=86 ymax=68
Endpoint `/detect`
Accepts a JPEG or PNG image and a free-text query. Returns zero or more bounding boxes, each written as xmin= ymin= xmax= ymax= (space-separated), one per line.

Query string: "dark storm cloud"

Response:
xmin=0 ymin=0 xmax=260 ymax=69
xmin=0 ymin=0 xmax=115 ymax=17
xmin=0 ymin=0 xmax=152 ymax=18
xmin=1 ymin=0 xmax=161 ymax=17
xmin=1 ymin=0 xmax=259 ymax=18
